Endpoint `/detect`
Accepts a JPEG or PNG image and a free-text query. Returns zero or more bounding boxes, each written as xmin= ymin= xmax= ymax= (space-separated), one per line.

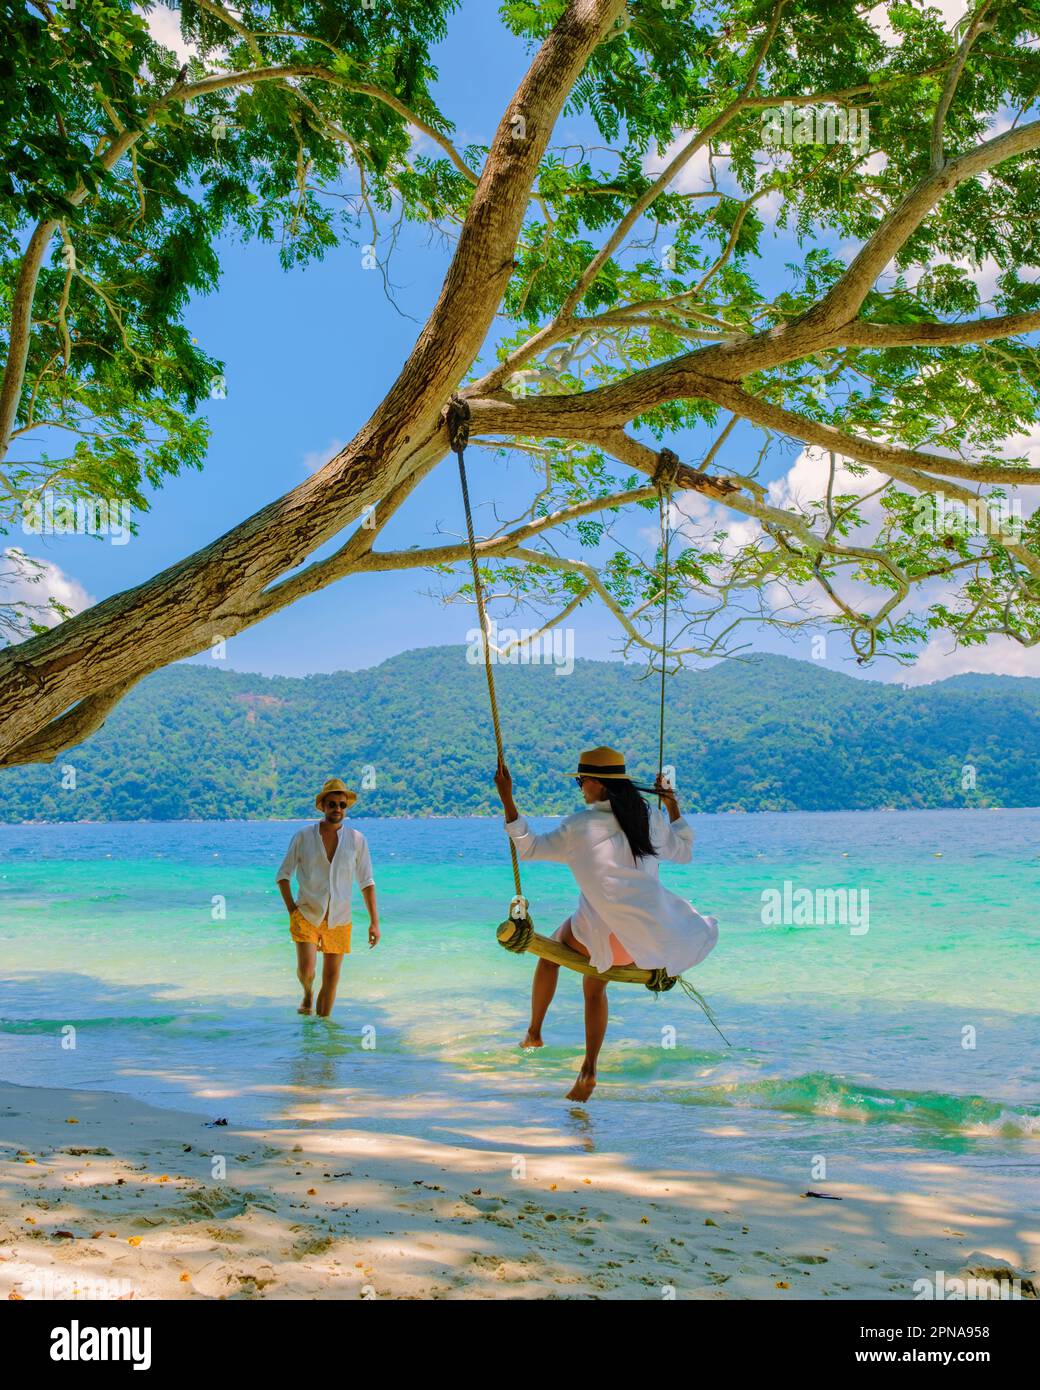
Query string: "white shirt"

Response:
xmin=276 ymin=823 xmax=375 ymax=928
xmin=506 ymin=802 xmax=718 ymax=975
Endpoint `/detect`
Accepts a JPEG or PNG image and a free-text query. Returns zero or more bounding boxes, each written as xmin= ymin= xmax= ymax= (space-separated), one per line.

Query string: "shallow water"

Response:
xmin=1 ymin=809 xmax=1037 ymax=1203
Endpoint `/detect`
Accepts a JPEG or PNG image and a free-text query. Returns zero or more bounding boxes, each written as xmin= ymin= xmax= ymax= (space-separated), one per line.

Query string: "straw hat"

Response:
xmin=568 ymin=746 xmax=632 ymax=781
xmin=315 ymin=777 xmax=358 ymax=810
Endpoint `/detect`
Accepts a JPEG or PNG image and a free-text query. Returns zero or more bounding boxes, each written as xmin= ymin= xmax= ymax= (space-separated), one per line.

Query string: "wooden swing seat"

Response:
xmin=496 ymin=917 xmax=674 ymax=988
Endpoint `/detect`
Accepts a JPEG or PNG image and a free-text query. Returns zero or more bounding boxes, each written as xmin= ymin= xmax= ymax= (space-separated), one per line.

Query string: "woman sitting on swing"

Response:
xmin=493 ymin=746 xmax=718 ymax=1102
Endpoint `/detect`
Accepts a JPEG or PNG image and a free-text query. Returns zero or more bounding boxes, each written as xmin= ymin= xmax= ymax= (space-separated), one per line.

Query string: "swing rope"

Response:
xmin=447 ymin=399 xmax=729 ymax=1042
xmin=653 ymin=448 xmax=680 ymax=803
xmin=445 ymin=396 xmax=529 ymax=931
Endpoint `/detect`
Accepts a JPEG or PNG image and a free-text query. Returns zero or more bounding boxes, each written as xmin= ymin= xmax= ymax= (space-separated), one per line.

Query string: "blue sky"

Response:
xmin=15 ymin=0 xmax=1039 ymax=685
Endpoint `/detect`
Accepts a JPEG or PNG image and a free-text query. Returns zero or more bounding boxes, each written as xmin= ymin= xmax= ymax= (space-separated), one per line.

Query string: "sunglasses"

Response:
xmin=575 ymin=776 xmax=663 ymax=795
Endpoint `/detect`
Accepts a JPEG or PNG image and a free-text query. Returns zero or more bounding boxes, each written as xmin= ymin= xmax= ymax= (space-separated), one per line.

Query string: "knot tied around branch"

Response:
xmin=653 ymin=447 xmax=681 ymax=494
xmin=444 ymin=394 xmax=471 ymax=455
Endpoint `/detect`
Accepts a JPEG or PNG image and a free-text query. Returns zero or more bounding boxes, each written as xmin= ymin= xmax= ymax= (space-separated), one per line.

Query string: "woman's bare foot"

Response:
xmin=520 ymin=1030 xmax=544 ymax=1049
xmin=566 ymin=1067 xmax=596 ymax=1102
xmin=298 ymin=993 xmax=313 ymax=1015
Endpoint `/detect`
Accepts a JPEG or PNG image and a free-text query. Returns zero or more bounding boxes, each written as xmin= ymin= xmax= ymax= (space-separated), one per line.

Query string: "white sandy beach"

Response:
xmin=1 ymin=1079 xmax=1036 ymax=1300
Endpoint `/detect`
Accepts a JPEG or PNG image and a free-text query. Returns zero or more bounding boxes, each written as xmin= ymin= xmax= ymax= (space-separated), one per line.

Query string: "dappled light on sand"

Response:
xmin=2 ymin=1079 xmax=1037 ymax=1300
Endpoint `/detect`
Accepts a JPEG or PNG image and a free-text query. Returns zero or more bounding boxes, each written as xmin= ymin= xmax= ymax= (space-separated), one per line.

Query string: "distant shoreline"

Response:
xmin=1 ymin=804 xmax=1035 ymax=828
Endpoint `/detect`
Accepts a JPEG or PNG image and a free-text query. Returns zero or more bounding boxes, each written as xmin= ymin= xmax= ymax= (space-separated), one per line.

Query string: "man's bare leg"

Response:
xmin=566 ymin=975 xmax=608 ymax=1102
xmin=295 ymin=942 xmax=317 ymax=1014
xmin=316 ymin=951 xmax=344 ymax=1018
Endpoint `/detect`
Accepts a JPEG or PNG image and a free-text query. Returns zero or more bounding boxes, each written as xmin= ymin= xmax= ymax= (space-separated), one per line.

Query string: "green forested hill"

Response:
xmin=1 ymin=647 xmax=1037 ymax=821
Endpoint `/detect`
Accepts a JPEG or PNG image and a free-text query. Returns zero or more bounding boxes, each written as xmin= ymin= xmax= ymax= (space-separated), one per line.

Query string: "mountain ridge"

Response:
xmin=0 ymin=646 xmax=1036 ymax=821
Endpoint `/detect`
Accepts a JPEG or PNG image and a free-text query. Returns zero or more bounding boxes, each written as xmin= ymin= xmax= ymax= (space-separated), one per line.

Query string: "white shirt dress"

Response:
xmin=505 ymin=801 xmax=718 ymax=976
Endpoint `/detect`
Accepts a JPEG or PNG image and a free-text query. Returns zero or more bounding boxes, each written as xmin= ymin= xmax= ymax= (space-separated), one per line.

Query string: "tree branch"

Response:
xmin=833 ymin=308 xmax=1040 ymax=348
xmin=0 ymin=677 xmax=138 ymax=767
xmin=931 ymin=0 xmax=995 ymax=172
xmin=801 ymin=118 xmax=1040 ymax=332
xmin=352 ymin=481 xmax=659 ymax=573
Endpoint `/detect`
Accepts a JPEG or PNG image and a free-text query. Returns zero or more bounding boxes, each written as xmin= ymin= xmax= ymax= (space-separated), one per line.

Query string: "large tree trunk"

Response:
xmin=0 ymin=0 xmax=624 ymax=763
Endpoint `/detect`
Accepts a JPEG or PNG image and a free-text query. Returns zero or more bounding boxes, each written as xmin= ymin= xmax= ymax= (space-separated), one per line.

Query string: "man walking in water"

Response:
xmin=276 ymin=778 xmax=380 ymax=1017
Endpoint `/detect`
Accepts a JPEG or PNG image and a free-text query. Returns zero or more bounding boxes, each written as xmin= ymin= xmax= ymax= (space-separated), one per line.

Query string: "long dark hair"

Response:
xmin=601 ymin=779 xmax=656 ymax=862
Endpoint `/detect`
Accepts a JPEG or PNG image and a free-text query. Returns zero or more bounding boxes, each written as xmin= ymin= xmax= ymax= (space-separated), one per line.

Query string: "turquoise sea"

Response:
xmin=1 ymin=810 xmax=1038 ymax=1205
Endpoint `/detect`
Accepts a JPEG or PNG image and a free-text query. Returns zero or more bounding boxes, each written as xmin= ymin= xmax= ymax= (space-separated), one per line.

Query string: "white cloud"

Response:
xmin=895 ymin=635 xmax=1040 ymax=683
xmin=662 ymin=446 xmax=893 ymax=619
xmin=767 ymin=445 xmax=888 ymax=527
xmin=935 ymin=0 xmax=972 ymax=21
xmin=642 ymin=133 xmax=742 ymax=198
xmin=675 ymin=489 xmax=717 ymax=524
xmin=763 ymin=576 xmax=845 ymax=619
xmin=952 ymin=254 xmax=1003 ymax=305
xmin=302 ymin=438 xmax=345 ymax=474
xmin=138 ymin=5 xmax=198 ymax=67
xmin=669 ymin=490 xmax=761 ymax=554
xmin=1001 ymin=426 xmax=1040 ymax=474
xmin=984 ymin=111 xmax=1018 ymax=141
xmin=867 ymin=0 xmax=968 ymax=44
xmin=1 ymin=549 xmax=93 ymax=628
xmin=865 ymin=4 xmax=898 ymax=43
xmin=406 ymin=126 xmax=433 ymax=161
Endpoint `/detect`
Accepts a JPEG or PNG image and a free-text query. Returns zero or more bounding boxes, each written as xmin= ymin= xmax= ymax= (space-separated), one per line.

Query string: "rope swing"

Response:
xmin=653 ymin=447 xmax=680 ymax=806
xmin=446 ymin=396 xmax=729 ymax=1043
xmin=445 ymin=395 xmax=527 ymax=920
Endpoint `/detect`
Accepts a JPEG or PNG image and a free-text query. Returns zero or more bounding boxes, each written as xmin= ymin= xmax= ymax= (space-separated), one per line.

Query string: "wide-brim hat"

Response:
xmin=567 ymin=746 xmax=632 ymax=781
xmin=315 ymin=777 xmax=358 ymax=810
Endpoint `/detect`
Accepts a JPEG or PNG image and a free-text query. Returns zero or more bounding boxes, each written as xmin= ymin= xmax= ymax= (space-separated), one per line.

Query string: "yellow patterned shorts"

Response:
xmin=289 ymin=908 xmax=352 ymax=955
